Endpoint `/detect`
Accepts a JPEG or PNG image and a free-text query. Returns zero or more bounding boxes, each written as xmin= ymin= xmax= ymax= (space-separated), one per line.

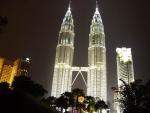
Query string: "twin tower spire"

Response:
xmin=61 ymin=1 xmax=104 ymax=33
xmin=51 ymin=1 xmax=107 ymax=102
xmin=59 ymin=1 xmax=104 ymax=46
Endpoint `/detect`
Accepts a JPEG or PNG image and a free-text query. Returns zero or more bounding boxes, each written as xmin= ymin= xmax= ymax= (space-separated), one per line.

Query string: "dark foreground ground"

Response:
xmin=0 ymin=91 xmax=57 ymax=113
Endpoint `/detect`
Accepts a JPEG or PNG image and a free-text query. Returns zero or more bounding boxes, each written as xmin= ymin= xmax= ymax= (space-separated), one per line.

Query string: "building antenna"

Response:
xmin=68 ymin=0 xmax=71 ymax=10
xmin=96 ymin=0 xmax=99 ymax=11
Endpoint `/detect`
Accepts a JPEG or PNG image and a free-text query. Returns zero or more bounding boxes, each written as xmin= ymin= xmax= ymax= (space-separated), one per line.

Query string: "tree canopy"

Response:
xmin=0 ymin=76 xmax=56 ymax=113
xmin=119 ymin=79 xmax=150 ymax=113
xmin=12 ymin=75 xmax=47 ymax=98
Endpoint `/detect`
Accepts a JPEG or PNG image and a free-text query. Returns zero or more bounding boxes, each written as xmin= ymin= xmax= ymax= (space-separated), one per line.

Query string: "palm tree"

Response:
xmin=95 ymin=99 xmax=108 ymax=113
xmin=63 ymin=92 xmax=75 ymax=113
xmin=72 ymin=88 xmax=85 ymax=97
xmin=42 ymin=96 xmax=56 ymax=107
xmin=55 ymin=94 xmax=70 ymax=113
xmin=55 ymin=96 xmax=64 ymax=113
xmin=85 ymin=96 xmax=96 ymax=113
xmin=72 ymin=88 xmax=85 ymax=113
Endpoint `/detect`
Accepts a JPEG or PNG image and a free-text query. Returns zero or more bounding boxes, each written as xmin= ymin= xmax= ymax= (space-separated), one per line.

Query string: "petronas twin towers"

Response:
xmin=51 ymin=3 xmax=107 ymax=102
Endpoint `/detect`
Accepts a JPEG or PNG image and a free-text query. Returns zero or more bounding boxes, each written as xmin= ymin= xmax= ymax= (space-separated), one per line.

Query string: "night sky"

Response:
xmin=0 ymin=0 xmax=150 ymax=105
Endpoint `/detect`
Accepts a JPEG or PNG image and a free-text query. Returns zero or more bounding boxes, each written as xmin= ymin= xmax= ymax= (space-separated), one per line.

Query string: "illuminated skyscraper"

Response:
xmin=113 ymin=47 xmax=134 ymax=113
xmin=51 ymin=4 xmax=75 ymax=97
xmin=87 ymin=4 xmax=107 ymax=101
xmin=18 ymin=57 xmax=31 ymax=76
xmin=51 ymin=2 xmax=107 ymax=102
xmin=116 ymin=47 xmax=134 ymax=87
xmin=0 ymin=57 xmax=30 ymax=85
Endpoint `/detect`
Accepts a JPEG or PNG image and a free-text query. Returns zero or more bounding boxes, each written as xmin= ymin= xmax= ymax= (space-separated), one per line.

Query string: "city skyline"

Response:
xmin=0 ymin=0 xmax=150 ymax=104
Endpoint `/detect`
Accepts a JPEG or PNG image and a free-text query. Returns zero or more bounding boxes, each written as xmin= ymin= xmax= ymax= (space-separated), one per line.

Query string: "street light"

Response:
xmin=77 ymin=96 xmax=85 ymax=113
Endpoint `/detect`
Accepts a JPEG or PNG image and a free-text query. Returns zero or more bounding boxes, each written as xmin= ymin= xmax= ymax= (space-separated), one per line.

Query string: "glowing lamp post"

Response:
xmin=78 ymin=96 xmax=84 ymax=103
xmin=77 ymin=96 xmax=85 ymax=113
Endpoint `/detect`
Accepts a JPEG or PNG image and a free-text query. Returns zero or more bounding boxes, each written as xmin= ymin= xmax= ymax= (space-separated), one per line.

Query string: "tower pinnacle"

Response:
xmin=68 ymin=0 xmax=71 ymax=11
xmin=90 ymin=1 xmax=104 ymax=34
xmin=61 ymin=0 xmax=74 ymax=32
xmin=63 ymin=0 xmax=72 ymax=20
xmin=95 ymin=0 xmax=100 ymax=14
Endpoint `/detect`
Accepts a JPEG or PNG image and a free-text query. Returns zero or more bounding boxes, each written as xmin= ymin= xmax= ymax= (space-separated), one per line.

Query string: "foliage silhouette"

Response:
xmin=0 ymin=76 xmax=57 ymax=113
xmin=119 ymin=79 xmax=150 ymax=113
xmin=0 ymin=82 xmax=11 ymax=95
xmin=72 ymin=88 xmax=85 ymax=113
xmin=95 ymin=99 xmax=108 ymax=113
xmin=55 ymin=94 xmax=69 ymax=113
xmin=42 ymin=96 xmax=56 ymax=107
xmin=11 ymin=75 xmax=47 ymax=98
xmin=85 ymin=96 xmax=95 ymax=113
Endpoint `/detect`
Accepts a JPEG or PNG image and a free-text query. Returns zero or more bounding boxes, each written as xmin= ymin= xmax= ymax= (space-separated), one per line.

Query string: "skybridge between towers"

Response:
xmin=71 ymin=66 xmax=88 ymax=88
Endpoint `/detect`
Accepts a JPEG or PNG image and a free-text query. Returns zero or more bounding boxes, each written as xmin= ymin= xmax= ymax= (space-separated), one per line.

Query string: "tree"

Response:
xmin=42 ymin=96 xmax=56 ymax=107
xmin=55 ymin=94 xmax=69 ymax=113
xmin=119 ymin=79 xmax=150 ymax=113
xmin=144 ymin=80 xmax=150 ymax=112
xmin=119 ymin=79 xmax=137 ymax=113
xmin=0 ymin=82 xmax=11 ymax=95
xmin=11 ymin=76 xmax=47 ymax=99
xmin=95 ymin=99 xmax=108 ymax=113
xmin=72 ymin=88 xmax=85 ymax=97
xmin=72 ymin=88 xmax=85 ymax=112
xmin=85 ymin=96 xmax=96 ymax=113
xmin=63 ymin=91 xmax=75 ymax=113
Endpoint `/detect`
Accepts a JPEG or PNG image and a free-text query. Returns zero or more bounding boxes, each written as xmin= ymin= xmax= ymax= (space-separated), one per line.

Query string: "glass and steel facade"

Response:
xmin=87 ymin=7 xmax=107 ymax=102
xmin=51 ymin=6 xmax=75 ymax=97
xmin=116 ymin=47 xmax=134 ymax=87
xmin=114 ymin=47 xmax=134 ymax=113
xmin=51 ymin=4 xmax=107 ymax=102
